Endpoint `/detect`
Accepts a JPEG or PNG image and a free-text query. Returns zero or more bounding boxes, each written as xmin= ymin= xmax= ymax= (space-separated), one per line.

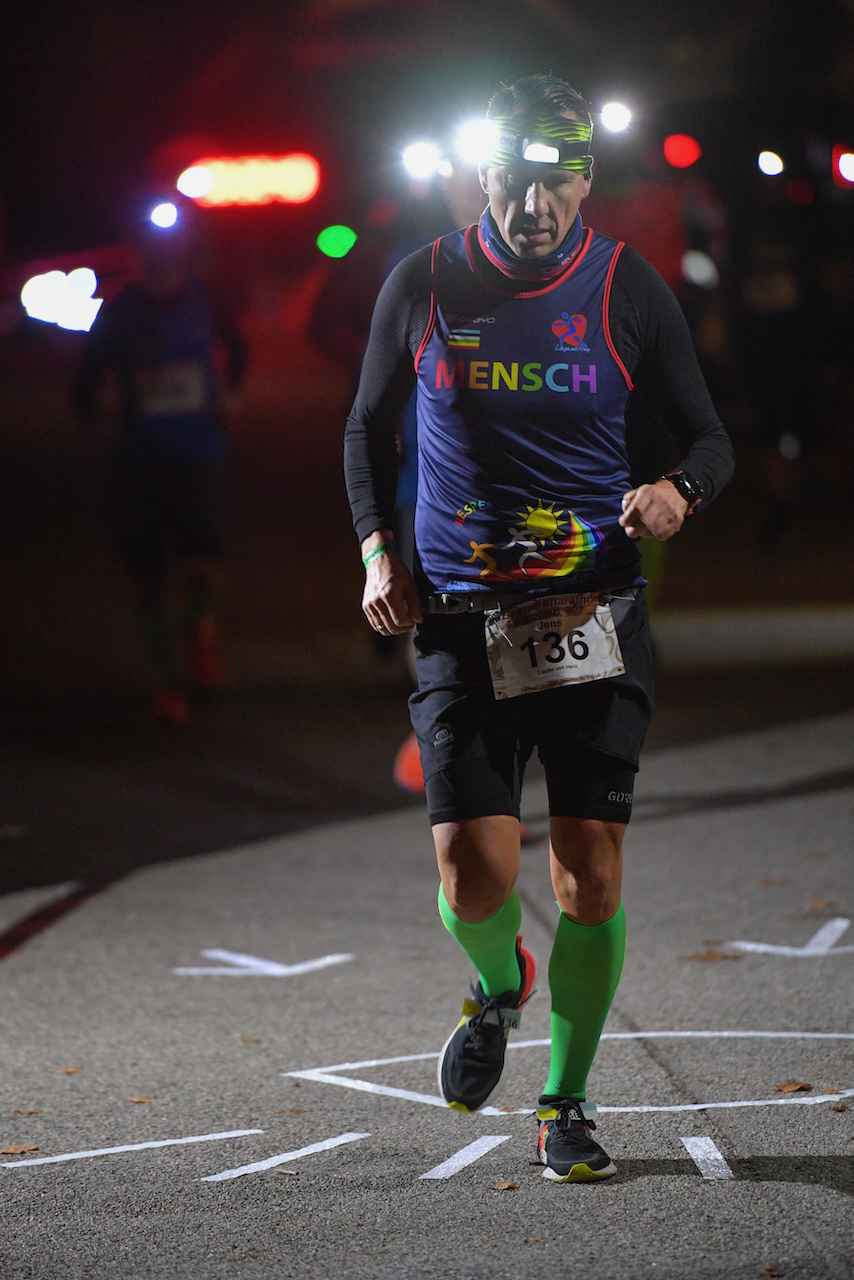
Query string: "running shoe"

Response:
xmin=536 ymin=1097 xmax=616 ymax=1182
xmin=185 ymin=618 xmax=226 ymax=692
xmin=438 ymin=936 xmax=536 ymax=1112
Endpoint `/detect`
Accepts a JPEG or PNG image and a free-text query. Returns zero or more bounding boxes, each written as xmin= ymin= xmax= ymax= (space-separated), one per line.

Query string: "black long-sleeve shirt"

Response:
xmin=345 ymin=233 xmax=732 ymax=549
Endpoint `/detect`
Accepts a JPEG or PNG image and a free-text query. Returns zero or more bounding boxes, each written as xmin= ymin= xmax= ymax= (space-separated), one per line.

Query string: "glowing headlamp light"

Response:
xmin=522 ymin=142 xmax=561 ymax=164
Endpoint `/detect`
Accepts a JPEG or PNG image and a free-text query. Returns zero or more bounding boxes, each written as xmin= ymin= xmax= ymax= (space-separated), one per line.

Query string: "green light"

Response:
xmin=316 ymin=225 xmax=357 ymax=258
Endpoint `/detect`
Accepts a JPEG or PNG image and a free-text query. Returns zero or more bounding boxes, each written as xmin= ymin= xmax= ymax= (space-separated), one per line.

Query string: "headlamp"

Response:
xmin=485 ymin=115 xmax=594 ymax=176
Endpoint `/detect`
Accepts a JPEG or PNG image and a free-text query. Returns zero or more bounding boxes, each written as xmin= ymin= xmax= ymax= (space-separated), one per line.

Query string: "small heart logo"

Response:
xmin=552 ymin=313 xmax=587 ymax=348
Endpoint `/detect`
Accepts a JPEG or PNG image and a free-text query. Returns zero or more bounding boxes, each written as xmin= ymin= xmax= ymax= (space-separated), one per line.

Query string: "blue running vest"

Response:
xmin=414 ymin=225 xmax=639 ymax=594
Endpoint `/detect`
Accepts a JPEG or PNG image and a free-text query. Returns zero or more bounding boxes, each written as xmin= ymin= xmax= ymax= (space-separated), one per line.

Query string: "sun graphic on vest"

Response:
xmin=516 ymin=501 xmax=567 ymax=543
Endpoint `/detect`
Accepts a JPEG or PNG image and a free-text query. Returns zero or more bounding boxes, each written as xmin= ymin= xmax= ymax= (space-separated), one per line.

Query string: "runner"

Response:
xmin=75 ymin=203 xmax=246 ymax=723
xmin=344 ymin=74 xmax=733 ymax=1182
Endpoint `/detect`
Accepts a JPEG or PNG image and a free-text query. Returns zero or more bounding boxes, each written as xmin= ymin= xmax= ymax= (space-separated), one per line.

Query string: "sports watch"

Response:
xmin=660 ymin=469 xmax=703 ymax=514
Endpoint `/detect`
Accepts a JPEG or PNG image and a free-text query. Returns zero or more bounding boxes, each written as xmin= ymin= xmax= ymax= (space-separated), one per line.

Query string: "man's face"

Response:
xmin=480 ymin=163 xmax=591 ymax=259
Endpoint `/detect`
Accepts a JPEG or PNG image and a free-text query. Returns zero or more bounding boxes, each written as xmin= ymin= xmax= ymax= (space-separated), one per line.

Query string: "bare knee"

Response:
xmin=434 ymin=816 xmax=520 ymax=923
xmin=549 ymin=818 xmax=624 ymax=925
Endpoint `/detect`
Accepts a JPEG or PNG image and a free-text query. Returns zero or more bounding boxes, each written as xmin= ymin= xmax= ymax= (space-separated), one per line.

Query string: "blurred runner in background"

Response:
xmin=74 ymin=201 xmax=246 ymax=723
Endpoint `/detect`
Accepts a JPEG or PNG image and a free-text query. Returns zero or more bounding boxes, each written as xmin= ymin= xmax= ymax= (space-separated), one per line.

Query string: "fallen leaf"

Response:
xmin=56 ymin=1067 xmax=79 ymax=1075
xmin=9 ymin=1110 xmax=41 ymax=1117
xmin=128 ymin=1097 xmax=155 ymax=1104
xmin=275 ymin=1109 xmax=308 ymax=1114
xmin=498 ymin=1106 xmax=517 ymax=1113
xmin=773 ymin=1081 xmax=811 ymax=1093
xmin=703 ymin=939 xmax=722 ymax=946
xmin=533 ymin=1238 xmax=547 ymax=1243
xmin=830 ymin=1103 xmax=849 ymax=1113
xmin=685 ymin=949 xmax=741 ymax=962
xmin=758 ymin=877 xmax=785 ymax=887
xmin=806 ymin=899 xmax=831 ymax=910
xmin=492 ymin=1181 xmax=518 ymax=1191
xmin=240 ymin=1036 xmax=261 ymax=1044
xmin=760 ymin=1266 xmax=782 ymax=1278
xmin=825 ymin=1089 xmax=842 ymax=1095
xmin=1 ymin=1144 xmax=39 ymax=1155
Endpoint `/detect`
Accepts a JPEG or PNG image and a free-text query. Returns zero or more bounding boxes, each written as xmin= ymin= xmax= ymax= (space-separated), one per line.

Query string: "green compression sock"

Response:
xmin=543 ymin=902 xmax=626 ymax=1100
xmin=438 ymin=886 xmax=522 ymax=997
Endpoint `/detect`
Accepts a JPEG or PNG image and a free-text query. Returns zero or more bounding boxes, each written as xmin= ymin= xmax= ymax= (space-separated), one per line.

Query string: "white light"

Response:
xmin=778 ymin=432 xmax=801 ymax=461
xmin=437 ymin=158 xmax=454 ymax=179
xmin=838 ymin=151 xmax=854 ymax=182
xmin=20 ymin=270 xmax=103 ymax=332
xmin=523 ymin=142 xmax=560 ymax=164
xmin=601 ymin=102 xmax=632 ymax=133
xmin=758 ymin=151 xmax=784 ymax=176
xmin=455 ymin=120 xmax=495 ymax=166
xmin=681 ymin=250 xmax=720 ymax=289
xmin=177 ymin=165 xmax=214 ymax=198
xmin=402 ymin=142 xmax=441 ymax=180
xmin=66 ymin=267 xmax=97 ymax=297
xmin=151 ymin=202 xmax=178 ymax=228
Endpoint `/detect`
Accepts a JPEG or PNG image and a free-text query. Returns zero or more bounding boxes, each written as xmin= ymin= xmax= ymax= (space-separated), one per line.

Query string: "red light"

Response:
xmin=182 ymin=155 xmax=321 ymax=206
xmin=786 ymin=179 xmax=814 ymax=205
xmin=831 ymin=144 xmax=854 ymax=189
xmin=663 ymin=134 xmax=702 ymax=169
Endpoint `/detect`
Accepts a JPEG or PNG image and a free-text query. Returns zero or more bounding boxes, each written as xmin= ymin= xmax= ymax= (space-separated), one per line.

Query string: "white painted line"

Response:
xmin=287 ymin=1068 xmax=449 ymax=1109
xmin=285 ymin=1036 xmax=854 ymax=1118
xmin=729 ymin=918 xmax=854 ymax=957
xmin=681 ymin=1136 xmax=734 ymax=1178
xmin=294 ymin=1031 xmax=854 ymax=1077
xmin=201 ymin=1132 xmax=370 ymax=1181
xmin=600 ymin=1089 xmax=854 ymax=1115
xmin=174 ymin=949 xmax=354 ymax=976
xmin=420 ymin=1135 xmax=512 ymax=1179
xmin=1 ymin=1128 xmax=264 ymax=1169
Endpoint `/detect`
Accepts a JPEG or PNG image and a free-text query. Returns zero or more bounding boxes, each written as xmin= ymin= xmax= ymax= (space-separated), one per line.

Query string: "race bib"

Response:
xmin=485 ymin=592 xmax=625 ymax=700
xmin=138 ymin=361 xmax=208 ymax=417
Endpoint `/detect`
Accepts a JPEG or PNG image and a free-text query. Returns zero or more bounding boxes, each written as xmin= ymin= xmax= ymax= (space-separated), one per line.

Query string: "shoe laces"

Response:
xmin=554 ymin=1102 xmax=596 ymax=1134
xmin=466 ymin=986 xmax=510 ymax=1046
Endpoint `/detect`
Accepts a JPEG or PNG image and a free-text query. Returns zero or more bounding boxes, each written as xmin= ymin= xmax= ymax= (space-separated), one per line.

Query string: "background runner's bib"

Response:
xmin=137 ymin=360 xmax=208 ymax=417
xmin=485 ymin=593 xmax=625 ymax=700
xmin=414 ymin=227 xmax=636 ymax=596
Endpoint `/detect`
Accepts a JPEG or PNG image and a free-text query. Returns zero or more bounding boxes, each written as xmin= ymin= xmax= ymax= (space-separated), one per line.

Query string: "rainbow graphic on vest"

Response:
xmin=447 ymin=328 xmax=480 ymax=350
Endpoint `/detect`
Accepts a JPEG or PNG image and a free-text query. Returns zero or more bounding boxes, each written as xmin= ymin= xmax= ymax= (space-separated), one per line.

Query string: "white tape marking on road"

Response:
xmin=285 ymin=1035 xmax=854 ymax=1117
xmin=420 ymin=1135 xmax=512 ymax=1179
xmin=296 ymin=1032 xmax=854 ymax=1075
xmin=287 ymin=1068 xmax=450 ymax=1109
xmin=201 ymin=1132 xmax=370 ymax=1181
xmin=1 ymin=1128 xmax=264 ymax=1168
xmin=681 ymin=1136 xmax=735 ymax=1178
xmin=600 ymin=1089 xmax=854 ymax=1115
xmin=728 ymin=918 xmax=854 ymax=956
xmin=174 ymin=949 xmax=354 ymax=976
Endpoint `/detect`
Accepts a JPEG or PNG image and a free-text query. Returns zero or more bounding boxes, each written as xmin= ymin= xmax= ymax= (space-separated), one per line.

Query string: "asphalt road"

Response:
xmin=2 ymin=710 xmax=852 ymax=1280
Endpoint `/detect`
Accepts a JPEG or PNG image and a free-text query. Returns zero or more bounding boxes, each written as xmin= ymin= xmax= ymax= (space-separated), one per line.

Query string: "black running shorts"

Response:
xmin=409 ymin=589 xmax=654 ymax=827
xmin=112 ymin=435 xmax=226 ymax=579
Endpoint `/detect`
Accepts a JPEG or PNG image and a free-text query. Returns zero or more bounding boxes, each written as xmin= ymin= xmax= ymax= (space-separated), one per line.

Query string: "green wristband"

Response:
xmin=362 ymin=540 xmax=397 ymax=568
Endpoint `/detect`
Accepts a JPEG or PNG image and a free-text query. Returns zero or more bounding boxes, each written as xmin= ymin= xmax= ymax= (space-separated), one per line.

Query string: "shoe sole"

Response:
xmin=542 ymin=1160 xmax=617 ymax=1182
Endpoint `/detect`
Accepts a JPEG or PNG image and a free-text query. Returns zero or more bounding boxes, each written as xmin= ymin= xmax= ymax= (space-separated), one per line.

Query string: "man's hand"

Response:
xmin=361 ymin=529 xmax=423 ymax=635
xmin=619 ymin=479 xmax=689 ymax=541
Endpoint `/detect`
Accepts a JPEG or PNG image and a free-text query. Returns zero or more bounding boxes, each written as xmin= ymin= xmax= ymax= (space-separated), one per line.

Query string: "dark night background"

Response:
xmin=0 ymin=0 xmax=852 ymax=894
